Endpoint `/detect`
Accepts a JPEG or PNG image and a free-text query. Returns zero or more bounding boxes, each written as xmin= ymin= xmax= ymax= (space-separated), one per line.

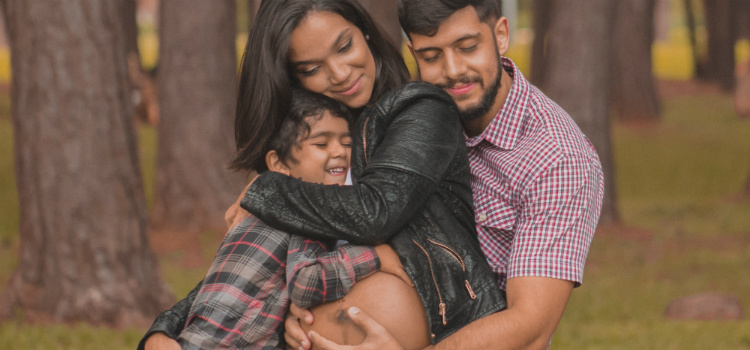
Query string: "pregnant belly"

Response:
xmin=301 ymin=271 xmax=430 ymax=350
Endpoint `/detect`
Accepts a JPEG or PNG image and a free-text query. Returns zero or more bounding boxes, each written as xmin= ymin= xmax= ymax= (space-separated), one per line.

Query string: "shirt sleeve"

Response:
xmin=286 ymin=235 xmax=380 ymax=309
xmin=508 ymin=154 xmax=604 ymax=286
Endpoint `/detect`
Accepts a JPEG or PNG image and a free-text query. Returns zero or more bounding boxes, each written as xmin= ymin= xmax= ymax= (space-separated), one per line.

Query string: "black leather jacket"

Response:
xmin=242 ymin=82 xmax=506 ymax=343
xmin=137 ymin=82 xmax=506 ymax=348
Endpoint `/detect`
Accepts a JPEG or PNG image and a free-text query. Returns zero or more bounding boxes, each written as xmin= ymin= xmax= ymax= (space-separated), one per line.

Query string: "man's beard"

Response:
xmin=440 ymin=53 xmax=504 ymax=123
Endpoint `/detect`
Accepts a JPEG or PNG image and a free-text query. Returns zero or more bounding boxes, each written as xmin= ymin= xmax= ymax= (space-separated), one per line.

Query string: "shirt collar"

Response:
xmin=465 ymin=57 xmax=530 ymax=150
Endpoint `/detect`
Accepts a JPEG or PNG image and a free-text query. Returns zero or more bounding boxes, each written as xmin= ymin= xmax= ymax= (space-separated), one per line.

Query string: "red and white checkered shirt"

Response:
xmin=466 ymin=58 xmax=604 ymax=290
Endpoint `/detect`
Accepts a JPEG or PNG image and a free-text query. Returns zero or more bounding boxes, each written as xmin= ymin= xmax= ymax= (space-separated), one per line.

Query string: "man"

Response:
xmin=297 ymin=1 xmax=604 ymax=349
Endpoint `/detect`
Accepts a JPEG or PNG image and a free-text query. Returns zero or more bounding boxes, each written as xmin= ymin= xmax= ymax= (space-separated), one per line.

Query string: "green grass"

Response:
xmin=550 ymin=93 xmax=750 ymax=349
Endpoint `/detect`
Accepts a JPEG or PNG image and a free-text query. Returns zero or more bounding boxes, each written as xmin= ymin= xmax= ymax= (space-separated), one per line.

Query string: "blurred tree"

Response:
xmin=0 ymin=0 xmax=173 ymax=325
xmin=248 ymin=0 xmax=260 ymax=27
xmin=683 ymin=0 xmax=704 ymax=79
xmin=701 ymin=0 xmax=737 ymax=90
xmin=530 ymin=0 xmax=551 ymax=85
xmin=151 ymin=0 xmax=246 ymax=234
xmin=356 ymin=0 xmax=402 ymax=47
xmin=610 ymin=0 xmax=660 ymax=122
xmin=541 ymin=0 xmax=619 ymax=225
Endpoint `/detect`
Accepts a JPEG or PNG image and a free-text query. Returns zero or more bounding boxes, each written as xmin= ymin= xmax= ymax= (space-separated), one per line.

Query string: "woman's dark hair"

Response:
xmin=231 ymin=0 xmax=409 ymax=172
xmin=398 ymin=0 xmax=501 ymax=38
xmin=270 ymin=89 xmax=352 ymax=169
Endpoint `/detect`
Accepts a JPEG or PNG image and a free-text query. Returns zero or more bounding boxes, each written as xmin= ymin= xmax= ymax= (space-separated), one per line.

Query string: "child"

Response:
xmin=175 ymin=89 xmax=401 ymax=350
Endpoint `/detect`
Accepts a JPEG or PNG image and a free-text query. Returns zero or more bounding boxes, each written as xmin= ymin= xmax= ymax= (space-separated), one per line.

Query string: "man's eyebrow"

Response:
xmin=291 ymin=29 xmax=351 ymax=67
xmin=412 ymin=32 xmax=481 ymax=54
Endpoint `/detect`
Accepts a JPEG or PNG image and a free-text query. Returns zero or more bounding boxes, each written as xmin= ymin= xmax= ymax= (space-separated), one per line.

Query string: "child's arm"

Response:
xmin=286 ymin=235 xmax=381 ymax=309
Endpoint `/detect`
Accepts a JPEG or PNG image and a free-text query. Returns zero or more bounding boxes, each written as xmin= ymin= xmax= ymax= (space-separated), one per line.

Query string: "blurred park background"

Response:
xmin=0 ymin=0 xmax=749 ymax=349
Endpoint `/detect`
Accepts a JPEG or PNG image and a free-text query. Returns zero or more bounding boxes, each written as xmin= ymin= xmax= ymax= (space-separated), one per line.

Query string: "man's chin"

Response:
xmin=458 ymin=102 xmax=493 ymax=122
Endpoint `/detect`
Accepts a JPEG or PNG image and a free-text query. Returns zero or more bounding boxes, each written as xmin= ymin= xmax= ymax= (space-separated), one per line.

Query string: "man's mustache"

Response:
xmin=437 ymin=75 xmax=482 ymax=89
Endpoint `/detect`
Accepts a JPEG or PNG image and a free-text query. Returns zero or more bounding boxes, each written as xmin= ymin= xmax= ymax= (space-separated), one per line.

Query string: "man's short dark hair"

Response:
xmin=397 ymin=0 xmax=501 ymax=37
xmin=270 ymin=89 xmax=352 ymax=167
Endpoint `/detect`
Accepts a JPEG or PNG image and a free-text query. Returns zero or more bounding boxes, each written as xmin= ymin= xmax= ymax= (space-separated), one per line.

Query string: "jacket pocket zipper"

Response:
xmin=362 ymin=116 xmax=370 ymax=165
xmin=412 ymin=239 xmax=447 ymax=326
xmin=426 ymin=239 xmax=477 ymax=300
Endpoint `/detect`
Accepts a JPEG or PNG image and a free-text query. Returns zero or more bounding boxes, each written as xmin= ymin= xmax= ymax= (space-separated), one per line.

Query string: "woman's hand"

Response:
xmin=285 ymin=303 xmax=315 ymax=350
xmin=374 ymin=245 xmax=412 ymax=286
xmin=143 ymin=332 xmax=181 ymax=350
xmin=308 ymin=307 xmax=403 ymax=350
xmin=224 ymin=175 xmax=258 ymax=229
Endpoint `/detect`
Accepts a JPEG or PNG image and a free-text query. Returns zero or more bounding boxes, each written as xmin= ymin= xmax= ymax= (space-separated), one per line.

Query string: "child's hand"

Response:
xmin=374 ymin=244 xmax=413 ymax=286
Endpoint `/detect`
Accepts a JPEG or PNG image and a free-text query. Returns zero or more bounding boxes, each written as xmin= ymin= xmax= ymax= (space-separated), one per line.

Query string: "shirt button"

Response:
xmin=478 ymin=213 xmax=487 ymax=222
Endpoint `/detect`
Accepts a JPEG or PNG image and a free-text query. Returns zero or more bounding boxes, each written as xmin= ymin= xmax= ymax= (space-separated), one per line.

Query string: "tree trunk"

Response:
xmin=541 ymin=0 xmax=619 ymax=225
xmin=702 ymin=0 xmax=736 ymax=90
xmin=151 ymin=0 xmax=245 ymax=233
xmin=610 ymin=0 xmax=661 ymax=123
xmin=356 ymin=0 xmax=402 ymax=48
xmin=683 ymin=0 xmax=705 ymax=79
xmin=248 ymin=0 xmax=260 ymax=27
xmin=0 ymin=0 xmax=173 ymax=326
xmin=530 ymin=0 xmax=551 ymax=85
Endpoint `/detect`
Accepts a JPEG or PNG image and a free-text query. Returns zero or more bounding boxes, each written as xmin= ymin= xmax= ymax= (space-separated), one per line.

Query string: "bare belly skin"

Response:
xmin=301 ymin=271 xmax=431 ymax=350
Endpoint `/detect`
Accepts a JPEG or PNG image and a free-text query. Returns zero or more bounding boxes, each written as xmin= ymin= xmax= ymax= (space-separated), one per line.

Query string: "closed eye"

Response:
xmin=300 ymin=66 xmax=320 ymax=77
xmin=460 ymin=44 xmax=478 ymax=53
xmin=338 ymin=38 xmax=353 ymax=54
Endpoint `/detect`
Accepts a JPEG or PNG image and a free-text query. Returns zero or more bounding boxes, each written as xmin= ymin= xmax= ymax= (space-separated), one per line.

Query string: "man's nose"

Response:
xmin=443 ymin=51 xmax=467 ymax=81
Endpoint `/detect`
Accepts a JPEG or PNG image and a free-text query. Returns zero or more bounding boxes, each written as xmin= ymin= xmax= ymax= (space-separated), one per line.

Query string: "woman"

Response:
xmin=140 ymin=1 xmax=506 ymax=349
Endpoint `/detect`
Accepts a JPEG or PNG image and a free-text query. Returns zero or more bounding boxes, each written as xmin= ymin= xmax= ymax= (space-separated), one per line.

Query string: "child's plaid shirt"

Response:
xmin=178 ymin=214 xmax=380 ymax=350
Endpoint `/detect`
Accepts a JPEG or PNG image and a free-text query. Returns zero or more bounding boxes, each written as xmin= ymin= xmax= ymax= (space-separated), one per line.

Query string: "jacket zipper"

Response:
xmin=427 ymin=239 xmax=477 ymax=300
xmin=362 ymin=116 xmax=370 ymax=165
xmin=412 ymin=239 xmax=447 ymax=326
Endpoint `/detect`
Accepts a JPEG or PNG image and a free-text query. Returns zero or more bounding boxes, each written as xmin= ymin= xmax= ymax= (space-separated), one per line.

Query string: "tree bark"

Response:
xmin=530 ymin=0 xmax=551 ymax=85
xmin=541 ymin=0 xmax=619 ymax=225
xmin=702 ymin=0 xmax=736 ymax=90
xmin=0 ymin=0 xmax=173 ymax=326
xmin=356 ymin=0 xmax=402 ymax=48
xmin=151 ymin=0 xmax=245 ymax=233
xmin=610 ymin=0 xmax=661 ymax=123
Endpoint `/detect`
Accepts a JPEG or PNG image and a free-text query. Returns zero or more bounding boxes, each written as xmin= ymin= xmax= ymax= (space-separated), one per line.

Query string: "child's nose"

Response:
xmin=331 ymin=143 xmax=347 ymax=157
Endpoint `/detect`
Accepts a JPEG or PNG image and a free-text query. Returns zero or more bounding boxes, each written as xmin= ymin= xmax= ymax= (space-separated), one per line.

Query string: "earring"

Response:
xmin=365 ymin=34 xmax=370 ymax=41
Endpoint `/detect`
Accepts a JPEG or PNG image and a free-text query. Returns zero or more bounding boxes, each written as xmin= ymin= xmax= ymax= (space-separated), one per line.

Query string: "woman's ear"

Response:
xmin=266 ymin=150 xmax=291 ymax=176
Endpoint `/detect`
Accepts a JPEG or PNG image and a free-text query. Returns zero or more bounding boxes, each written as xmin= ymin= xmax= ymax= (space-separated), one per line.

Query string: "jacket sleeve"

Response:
xmin=241 ymin=84 xmax=462 ymax=244
xmin=286 ymin=236 xmax=380 ymax=309
xmin=136 ymin=281 xmax=202 ymax=350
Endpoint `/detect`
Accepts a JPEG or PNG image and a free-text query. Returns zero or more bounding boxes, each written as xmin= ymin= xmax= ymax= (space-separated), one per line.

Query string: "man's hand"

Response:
xmin=224 ymin=175 xmax=258 ymax=229
xmin=285 ymin=303 xmax=314 ymax=350
xmin=373 ymin=245 xmax=412 ymax=286
xmin=143 ymin=332 xmax=181 ymax=350
xmin=308 ymin=307 xmax=403 ymax=350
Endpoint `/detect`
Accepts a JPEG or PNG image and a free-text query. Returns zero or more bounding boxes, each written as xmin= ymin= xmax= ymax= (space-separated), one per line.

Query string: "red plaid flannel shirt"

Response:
xmin=466 ymin=58 xmax=604 ymax=290
xmin=178 ymin=215 xmax=379 ymax=350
